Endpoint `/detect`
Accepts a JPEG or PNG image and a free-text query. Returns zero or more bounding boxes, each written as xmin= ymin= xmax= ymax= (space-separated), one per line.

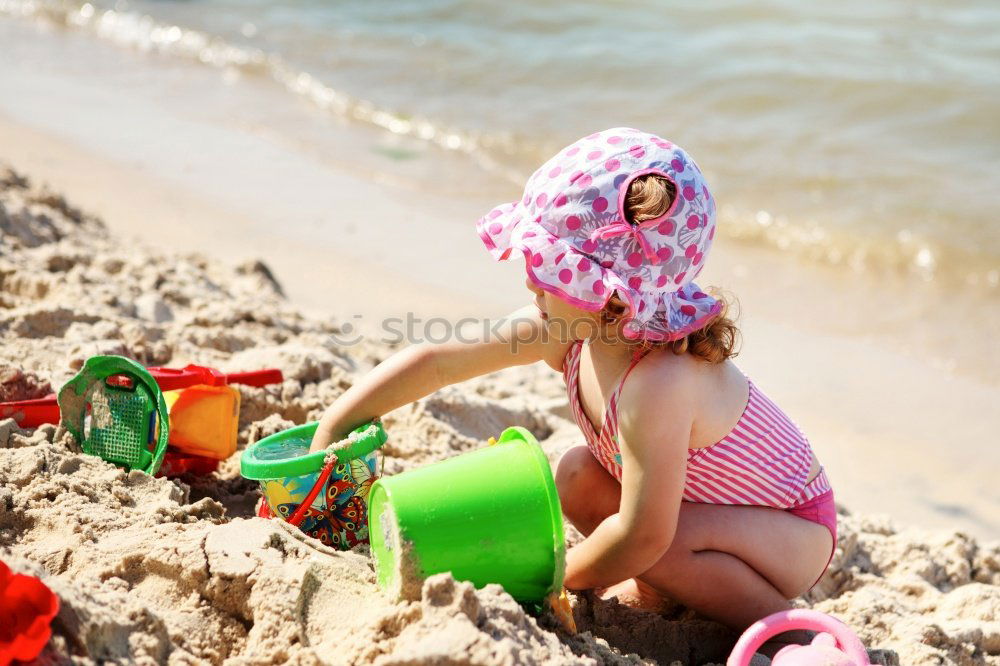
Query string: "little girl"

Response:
xmin=309 ymin=128 xmax=837 ymax=633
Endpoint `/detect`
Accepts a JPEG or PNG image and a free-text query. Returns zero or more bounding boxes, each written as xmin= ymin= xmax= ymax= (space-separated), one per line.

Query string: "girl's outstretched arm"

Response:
xmin=309 ymin=305 xmax=564 ymax=452
xmin=563 ymin=360 xmax=692 ymax=589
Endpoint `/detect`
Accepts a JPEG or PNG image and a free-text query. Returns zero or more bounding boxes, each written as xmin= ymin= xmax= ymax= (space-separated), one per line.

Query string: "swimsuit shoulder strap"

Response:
xmin=561 ymin=340 xmax=579 ymax=375
xmin=608 ymin=345 xmax=651 ymax=422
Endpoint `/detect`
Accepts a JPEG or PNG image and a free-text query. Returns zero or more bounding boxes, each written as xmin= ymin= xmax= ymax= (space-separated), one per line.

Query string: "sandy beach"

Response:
xmin=2 ymin=5 xmax=1000 ymax=663
xmin=1 ymin=101 xmax=997 ymax=542
xmin=2 ymin=162 xmax=999 ymax=664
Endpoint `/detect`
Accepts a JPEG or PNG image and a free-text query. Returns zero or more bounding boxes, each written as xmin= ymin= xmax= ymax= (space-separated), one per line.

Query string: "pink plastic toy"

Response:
xmin=728 ymin=609 xmax=872 ymax=666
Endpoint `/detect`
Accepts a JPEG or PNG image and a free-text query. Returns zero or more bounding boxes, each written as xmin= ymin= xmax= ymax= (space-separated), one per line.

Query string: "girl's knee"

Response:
xmin=555 ymin=446 xmax=617 ymax=529
xmin=556 ymin=446 xmax=592 ymax=516
xmin=554 ymin=447 xmax=594 ymax=500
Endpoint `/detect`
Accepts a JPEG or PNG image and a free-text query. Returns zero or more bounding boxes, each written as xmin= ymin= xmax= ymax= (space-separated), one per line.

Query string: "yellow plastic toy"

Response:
xmin=546 ymin=588 xmax=577 ymax=634
xmin=162 ymin=385 xmax=240 ymax=460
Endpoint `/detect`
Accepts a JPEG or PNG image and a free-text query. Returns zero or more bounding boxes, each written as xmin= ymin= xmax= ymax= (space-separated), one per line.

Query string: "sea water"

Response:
xmin=3 ymin=0 xmax=997 ymax=292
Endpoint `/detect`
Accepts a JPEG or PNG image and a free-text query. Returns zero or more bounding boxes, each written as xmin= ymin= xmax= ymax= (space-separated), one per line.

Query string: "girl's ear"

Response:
xmin=599 ymin=291 xmax=630 ymax=324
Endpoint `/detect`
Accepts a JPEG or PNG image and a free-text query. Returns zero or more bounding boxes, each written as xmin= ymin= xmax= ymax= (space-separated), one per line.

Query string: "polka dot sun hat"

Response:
xmin=476 ymin=127 xmax=722 ymax=342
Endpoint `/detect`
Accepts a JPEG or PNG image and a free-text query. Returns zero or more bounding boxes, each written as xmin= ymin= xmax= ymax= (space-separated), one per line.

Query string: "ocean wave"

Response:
xmin=2 ymin=0 xmax=998 ymax=295
xmin=0 ymin=0 xmax=530 ymax=182
xmin=718 ymin=205 xmax=999 ymax=292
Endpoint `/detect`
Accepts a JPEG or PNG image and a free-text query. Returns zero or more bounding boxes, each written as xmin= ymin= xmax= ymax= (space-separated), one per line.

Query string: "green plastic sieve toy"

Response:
xmin=58 ymin=355 xmax=170 ymax=476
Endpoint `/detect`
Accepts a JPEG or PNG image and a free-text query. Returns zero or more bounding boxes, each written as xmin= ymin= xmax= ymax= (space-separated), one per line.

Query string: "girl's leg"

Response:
xmin=554 ymin=446 xmax=834 ymax=631
xmin=637 ymin=502 xmax=832 ymax=629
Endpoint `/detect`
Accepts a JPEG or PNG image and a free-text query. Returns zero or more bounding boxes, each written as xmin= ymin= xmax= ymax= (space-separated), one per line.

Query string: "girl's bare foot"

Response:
xmin=596 ymin=578 xmax=669 ymax=612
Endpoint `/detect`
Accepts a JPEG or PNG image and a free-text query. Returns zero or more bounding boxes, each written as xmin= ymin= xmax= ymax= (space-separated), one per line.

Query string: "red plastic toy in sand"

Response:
xmin=0 ymin=397 xmax=59 ymax=429
xmin=144 ymin=365 xmax=284 ymax=392
xmin=155 ymin=449 xmax=222 ymax=478
xmin=0 ymin=560 xmax=60 ymax=666
xmin=0 ymin=365 xmax=283 ymax=428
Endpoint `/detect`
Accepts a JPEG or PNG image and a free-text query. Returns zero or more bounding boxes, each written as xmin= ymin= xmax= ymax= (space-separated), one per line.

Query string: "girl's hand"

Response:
xmin=562 ymin=357 xmax=692 ymax=589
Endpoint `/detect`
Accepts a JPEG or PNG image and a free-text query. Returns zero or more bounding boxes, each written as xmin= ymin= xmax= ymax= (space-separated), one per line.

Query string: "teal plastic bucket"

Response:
xmin=240 ymin=420 xmax=387 ymax=549
xmin=368 ymin=426 xmax=565 ymax=602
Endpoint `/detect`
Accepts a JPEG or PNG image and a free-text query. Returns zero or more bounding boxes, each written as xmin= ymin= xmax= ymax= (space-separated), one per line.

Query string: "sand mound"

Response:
xmin=806 ymin=513 xmax=1000 ymax=665
xmin=2 ymin=165 xmax=998 ymax=664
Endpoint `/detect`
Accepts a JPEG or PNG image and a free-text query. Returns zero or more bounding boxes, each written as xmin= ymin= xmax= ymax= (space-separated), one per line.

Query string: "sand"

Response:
xmin=1 ymin=166 xmax=999 ymax=665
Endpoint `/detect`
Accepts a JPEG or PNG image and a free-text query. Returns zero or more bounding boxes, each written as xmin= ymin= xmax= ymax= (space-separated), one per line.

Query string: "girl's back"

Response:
xmin=564 ymin=338 xmax=825 ymax=508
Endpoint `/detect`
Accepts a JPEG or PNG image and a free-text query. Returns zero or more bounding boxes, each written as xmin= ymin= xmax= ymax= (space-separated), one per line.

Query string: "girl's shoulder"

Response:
xmin=619 ymin=349 xmax=751 ymax=449
xmin=619 ymin=348 xmax=734 ymax=416
xmin=618 ymin=348 xmax=697 ymax=410
xmin=613 ymin=348 xmax=700 ymax=450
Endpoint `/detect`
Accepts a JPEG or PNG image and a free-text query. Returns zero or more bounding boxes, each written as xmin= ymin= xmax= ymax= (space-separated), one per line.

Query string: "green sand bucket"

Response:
xmin=240 ymin=420 xmax=387 ymax=550
xmin=58 ymin=355 xmax=170 ymax=476
xmin=368 ymin=426 xmax=565 ymax=603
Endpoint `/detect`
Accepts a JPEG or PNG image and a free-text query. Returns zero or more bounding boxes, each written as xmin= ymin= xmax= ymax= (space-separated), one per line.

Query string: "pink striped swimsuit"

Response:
xmin=562 ymin=340 xmax=837 ymax=577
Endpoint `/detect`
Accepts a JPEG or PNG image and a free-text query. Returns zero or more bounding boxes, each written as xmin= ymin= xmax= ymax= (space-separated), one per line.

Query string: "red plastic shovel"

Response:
xmin=144 ymin=365 xmax=284 ymax=391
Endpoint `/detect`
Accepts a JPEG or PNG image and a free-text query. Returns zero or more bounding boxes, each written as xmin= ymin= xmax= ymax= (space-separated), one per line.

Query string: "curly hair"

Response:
xmin=601 ymin=174 xmax=741 ymax=364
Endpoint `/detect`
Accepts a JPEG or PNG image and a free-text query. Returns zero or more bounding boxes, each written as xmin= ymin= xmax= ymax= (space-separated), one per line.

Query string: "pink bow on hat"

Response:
xmin=588 ymin=221 xmax=661 ymax=265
